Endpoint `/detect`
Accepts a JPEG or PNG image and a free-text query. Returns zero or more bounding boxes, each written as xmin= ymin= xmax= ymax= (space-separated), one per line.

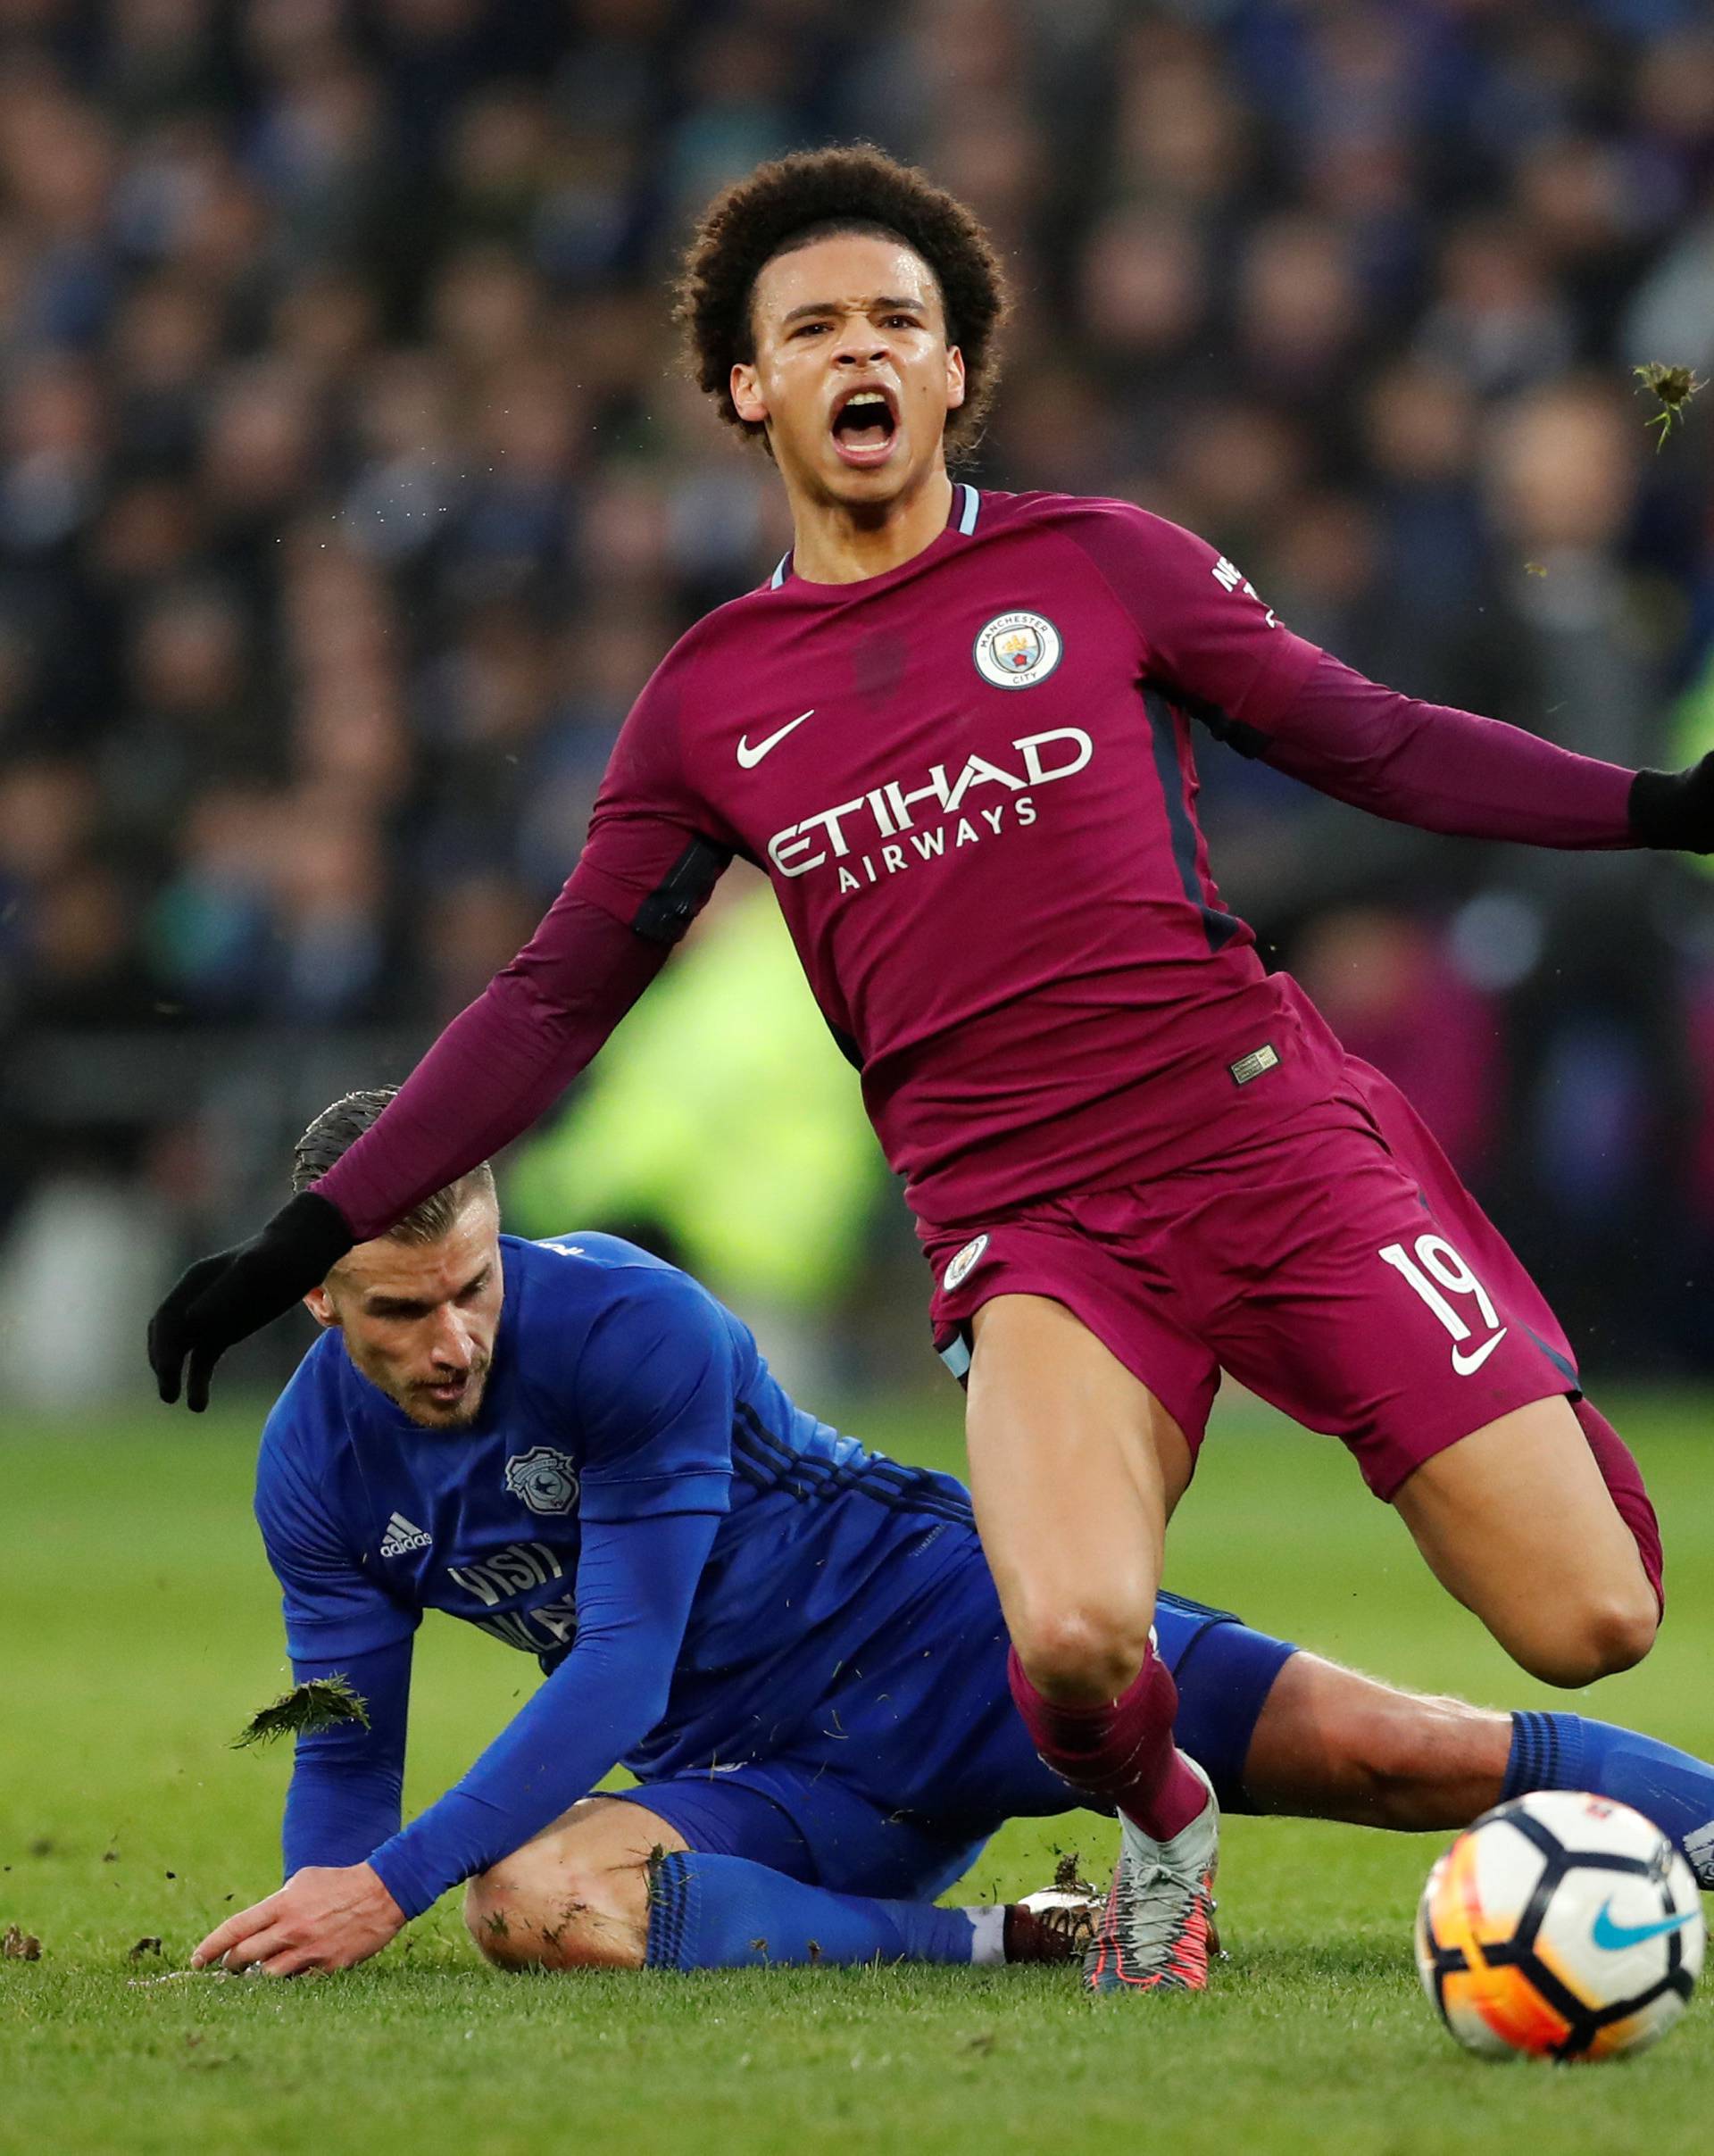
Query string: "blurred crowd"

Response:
xmin=4 ymin=0 xmax=1714 ymax=1375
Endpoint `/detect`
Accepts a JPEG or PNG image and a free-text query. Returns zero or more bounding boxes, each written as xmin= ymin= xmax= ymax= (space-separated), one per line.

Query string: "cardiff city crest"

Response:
xmin=503 ymin=1445 xmax=580 ymax=1516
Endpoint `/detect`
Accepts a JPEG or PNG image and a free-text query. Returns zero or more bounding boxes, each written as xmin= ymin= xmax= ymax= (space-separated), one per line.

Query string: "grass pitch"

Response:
xmin=4 ymin=1386 xmax=1713 ymax=2155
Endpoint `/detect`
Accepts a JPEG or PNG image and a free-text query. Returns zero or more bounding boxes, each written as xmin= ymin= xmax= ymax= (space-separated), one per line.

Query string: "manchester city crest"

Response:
xmin=973 ymin=610 xmax=1062 ymax=689
xmin=504 ymin=1445 xmax=580 ymax=1516
xmin=943 ymin=1233 xmax=991 ymax=1292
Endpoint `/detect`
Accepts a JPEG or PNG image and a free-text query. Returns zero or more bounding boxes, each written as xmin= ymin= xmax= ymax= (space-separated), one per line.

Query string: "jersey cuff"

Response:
xmin=366 ymin=1836 xmax=440 ymax=1922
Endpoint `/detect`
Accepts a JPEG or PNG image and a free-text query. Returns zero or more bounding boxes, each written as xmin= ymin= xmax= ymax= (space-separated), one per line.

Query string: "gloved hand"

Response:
xmin=148 ymin=1191 xmax=354 ymax=1411
xmin=1629 ymin=758 xmax=1714 ymax=853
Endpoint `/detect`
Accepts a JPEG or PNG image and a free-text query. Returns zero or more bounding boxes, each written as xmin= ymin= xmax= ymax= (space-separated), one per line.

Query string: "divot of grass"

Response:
xmin=1052 ymin=1850 xmax=1094 ymax=1895
xmin=233 ymin=1675 xmax=370 ymax=1749
xmin=1633 ymin=362 xmax=1707 ymax=448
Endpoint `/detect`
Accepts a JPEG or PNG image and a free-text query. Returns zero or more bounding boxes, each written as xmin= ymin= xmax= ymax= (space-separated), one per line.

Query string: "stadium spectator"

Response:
xmin=4 ymin=0 xmax=1714 ymax=1378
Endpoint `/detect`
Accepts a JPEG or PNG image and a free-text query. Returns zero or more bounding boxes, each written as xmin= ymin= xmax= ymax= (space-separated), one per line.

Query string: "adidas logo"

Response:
xmin=379 ymin=1511 xmax=432 ymax=1559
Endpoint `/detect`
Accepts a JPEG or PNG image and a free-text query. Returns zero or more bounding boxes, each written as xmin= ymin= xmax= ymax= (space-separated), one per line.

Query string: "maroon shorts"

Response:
xmin=922 ymin=1058 xmax=1584 ymax=1503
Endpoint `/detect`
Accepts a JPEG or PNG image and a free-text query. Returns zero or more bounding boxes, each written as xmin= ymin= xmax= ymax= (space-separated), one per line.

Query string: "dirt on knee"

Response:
xmin=465 ymin=1864 xmax=645 ymax=1971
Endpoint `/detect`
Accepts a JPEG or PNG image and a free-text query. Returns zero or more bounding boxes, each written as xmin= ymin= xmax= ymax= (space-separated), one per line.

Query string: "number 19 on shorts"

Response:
xmin=1379 ymin=1234 xmax=1508 ymax=1376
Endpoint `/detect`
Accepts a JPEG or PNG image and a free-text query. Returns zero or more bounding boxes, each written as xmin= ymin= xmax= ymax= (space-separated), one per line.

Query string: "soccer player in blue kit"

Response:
xmin=191 ymin=1092 xmax=1714 ymax=1981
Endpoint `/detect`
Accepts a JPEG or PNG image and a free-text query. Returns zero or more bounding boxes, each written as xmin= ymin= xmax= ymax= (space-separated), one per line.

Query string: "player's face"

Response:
xmin=732 ymin=232 xmax=965 ymax=514
xmin=308 ymin=1197 xmax=504 ymax=1429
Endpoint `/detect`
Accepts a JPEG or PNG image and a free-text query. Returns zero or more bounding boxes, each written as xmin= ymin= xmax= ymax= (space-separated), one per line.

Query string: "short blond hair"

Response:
xmin=292 ymin=1087 xmax=495 ymax=1243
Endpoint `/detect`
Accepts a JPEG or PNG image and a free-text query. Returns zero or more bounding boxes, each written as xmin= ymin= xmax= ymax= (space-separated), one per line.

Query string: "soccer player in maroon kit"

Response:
xmin=152 ymin=149 xmax=1714 ymax=1994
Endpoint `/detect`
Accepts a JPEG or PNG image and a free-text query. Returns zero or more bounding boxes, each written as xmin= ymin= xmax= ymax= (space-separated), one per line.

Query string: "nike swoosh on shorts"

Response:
xmin=736 ymin=710 xmax=815 ymax=768
xmin=1451 ymin=1328 xmax=1508 ymax=1376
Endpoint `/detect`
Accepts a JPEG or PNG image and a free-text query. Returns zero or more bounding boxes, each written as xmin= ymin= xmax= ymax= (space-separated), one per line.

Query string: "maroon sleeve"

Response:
xmin=1063 ymin=501 xmax=1635 ymax=850
xmin=1062 ymin=501 xmax=1324 ymax=728
xmin=1231 ymin=649 xmax=1636 ymax=850
xmin=312 ymin=658 xmax=730 ymax=1242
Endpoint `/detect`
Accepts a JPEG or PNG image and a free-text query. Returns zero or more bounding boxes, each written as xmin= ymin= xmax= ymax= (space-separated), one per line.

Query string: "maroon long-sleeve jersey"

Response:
xmin=317 ymin=487 xmax=1637 ymax=1240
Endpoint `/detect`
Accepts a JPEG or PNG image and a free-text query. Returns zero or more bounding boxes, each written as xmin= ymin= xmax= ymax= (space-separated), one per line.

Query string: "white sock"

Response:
xmin=964 ymin=1903 xmax=1007 ymax=1966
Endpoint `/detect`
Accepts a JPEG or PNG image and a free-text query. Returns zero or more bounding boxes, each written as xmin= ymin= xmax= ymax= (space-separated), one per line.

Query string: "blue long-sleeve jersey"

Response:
xmin=254 ymin=1232 xmax=975 ymax=1917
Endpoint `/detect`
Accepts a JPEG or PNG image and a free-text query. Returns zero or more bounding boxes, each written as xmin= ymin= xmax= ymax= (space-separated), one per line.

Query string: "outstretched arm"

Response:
xmin=367 ymin=1508 xmax=720 ymax=1919
xmin=1062 ymin=501 xmax=1714 ymax=858
xmin=363 ymin=1269 xmax=736 ymax=1922
xmin=311 ymin=873 xmax=680 ymax=1242
xmin=194 ymin=1445 xmax=421 ymax=1974
xmin=196 ymin=1510 xmax=720 ymax=1972
xmin=1210 ymin=647 xmax=1641 ymax=851
xmin=147 ymin=862 xmax=711 ymax=1409
xmin=253 ymin=1426 xmax=422 ymax=1839
xmin=148 ymin=653 xmax=734 ymax=1408
xmin=313 ymin=670 xmax=736 ymax=1244
xmin=190 ymin=1640 xmax=415 ymax=1979
xmin=279 ymin=1637 xmax=412 ymax=1875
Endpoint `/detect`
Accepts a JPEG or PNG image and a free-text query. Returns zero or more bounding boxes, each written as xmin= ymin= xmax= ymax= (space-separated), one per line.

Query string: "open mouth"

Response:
xmin=829 ymin=385 xmax=899 ymax=467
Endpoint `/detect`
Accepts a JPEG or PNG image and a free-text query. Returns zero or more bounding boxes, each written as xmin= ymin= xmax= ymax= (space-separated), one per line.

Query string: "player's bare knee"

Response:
xmin=1012 ymin=1602 xmax=1153 ymax=1703
xmin=463 ymin=1857 xmax=645 ymax=1973
xmin=1526 ymin=1587 xmax=1658 ymax=1688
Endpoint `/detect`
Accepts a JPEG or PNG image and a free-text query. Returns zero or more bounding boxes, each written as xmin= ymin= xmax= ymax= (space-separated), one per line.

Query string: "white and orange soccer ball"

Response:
xmin=1415 ymin=1792 xmax=1703 ymax=2061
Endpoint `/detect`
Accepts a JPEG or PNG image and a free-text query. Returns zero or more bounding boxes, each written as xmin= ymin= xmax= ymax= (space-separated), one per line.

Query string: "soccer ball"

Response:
xmin=1415 ymin=1792 xmax=1703 ymax=2060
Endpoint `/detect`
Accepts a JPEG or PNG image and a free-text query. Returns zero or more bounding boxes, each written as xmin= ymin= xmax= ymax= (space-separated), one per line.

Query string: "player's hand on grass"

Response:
xmin=148 ymin=1191 xmax=354 ymax=1411
xmin=191 ymin=1862 xmax=405 ymax=1977
xmin=1630 ymin=754 xmax=1714 ymax=853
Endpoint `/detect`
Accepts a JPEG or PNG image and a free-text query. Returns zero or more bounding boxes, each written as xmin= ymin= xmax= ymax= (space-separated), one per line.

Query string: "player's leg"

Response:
xmin=1175 ymin=1070 xmax=1660 ymax=1688
xmin=623 ymin=1574 xmax=1275 ymax=1979
xmin=465 ymin=1782 xmax=1074 ymax=1974
xmin=628 ymin=1768 xmax=1011 ymax=1970
xmin=464 ymin=1794 xmax=684 ymax=1969
xmin=1236 ymin=1650 xmax=1714 ymax=1883
xmin=964 ymin=1294 xmax=1192 ymax=1775
xmin=1238 ymin=1654 xmax=1511 ymax=1828
xmin=1348 ymin=1063 xmax=1663 ymax=1681
xmin=963 ymin=1292 xmax=1219 ymax=1992
xmin=1390 ymin=1394 xmax=1658 ymax=1687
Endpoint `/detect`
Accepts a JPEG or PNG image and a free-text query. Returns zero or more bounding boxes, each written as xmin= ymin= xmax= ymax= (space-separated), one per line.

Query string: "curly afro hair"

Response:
xmin=674 ymin=145 xmax=1012 ymax=461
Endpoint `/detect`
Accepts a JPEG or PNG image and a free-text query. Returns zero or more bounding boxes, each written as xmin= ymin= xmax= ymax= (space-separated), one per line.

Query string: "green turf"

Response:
xmin=4 ymin=1389 xmax=1713 ymax=2153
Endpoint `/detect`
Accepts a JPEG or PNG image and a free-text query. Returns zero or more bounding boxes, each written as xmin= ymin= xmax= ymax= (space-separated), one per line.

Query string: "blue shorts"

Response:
xmin=615 ymin=1535 xmax=1294 ymax=1901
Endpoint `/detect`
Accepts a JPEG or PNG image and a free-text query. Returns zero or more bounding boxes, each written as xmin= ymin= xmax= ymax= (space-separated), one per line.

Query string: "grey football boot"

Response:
xmin=1082 ymin=1757 xmax=1221 ymax=1993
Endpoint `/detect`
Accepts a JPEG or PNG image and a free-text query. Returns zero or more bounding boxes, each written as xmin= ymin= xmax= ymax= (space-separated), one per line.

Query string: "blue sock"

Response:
xmin=644 ymin=1851 xmax=1003 ymax=1970
xmin=1504 ymin=1711 xmax=1714 ymax=1885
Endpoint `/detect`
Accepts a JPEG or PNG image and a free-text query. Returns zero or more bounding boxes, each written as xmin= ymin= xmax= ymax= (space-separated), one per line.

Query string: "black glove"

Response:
xmin=1629 ymin=758 xmax=1714 ymax=853
xmin=148 ymin=1191 xmax=355 ymax=1411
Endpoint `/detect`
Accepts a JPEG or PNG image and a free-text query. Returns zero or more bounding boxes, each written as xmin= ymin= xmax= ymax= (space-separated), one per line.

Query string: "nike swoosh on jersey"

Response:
xmin=736 ymin=710 xmax=814 ymax=768
xmin=1591 ymin=1899 xmax=1698 ymax=1952
xmin=1451 ymin=1328 xmax=1508 ymax=1376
